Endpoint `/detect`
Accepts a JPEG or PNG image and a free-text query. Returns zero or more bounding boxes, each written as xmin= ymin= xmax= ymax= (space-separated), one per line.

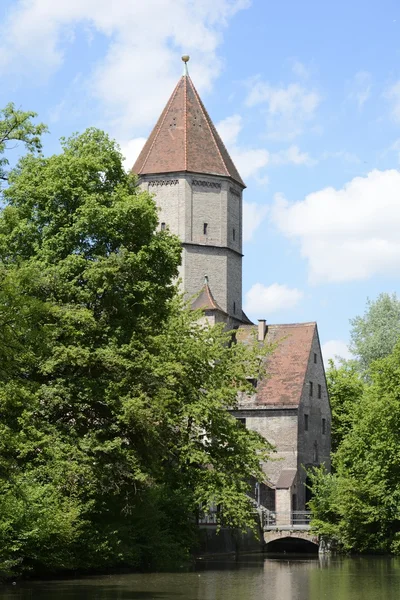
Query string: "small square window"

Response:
xmin=318 ymin=384 xmax=322 ymax=399
xmin=314 ymin=353 xmax=317 ymax=364
xmin=161 ymin=222 xmax=166 ymax=231
xmin=237 ymin=418 xmax=246 ymax=427
xmin=309 ymin=381 xmax=313 ymax=397
xmin=203 ymin=222 xmax=208 ymax=235
xmin=322 ymin=418 xmax=326 ymax=434
xmin=304 ymin=414 xmax=309 ymax=431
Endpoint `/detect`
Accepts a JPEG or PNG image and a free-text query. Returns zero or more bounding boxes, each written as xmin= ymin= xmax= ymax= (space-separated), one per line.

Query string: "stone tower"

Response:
xmin=132 ymin=57 xmax=250 ymax=326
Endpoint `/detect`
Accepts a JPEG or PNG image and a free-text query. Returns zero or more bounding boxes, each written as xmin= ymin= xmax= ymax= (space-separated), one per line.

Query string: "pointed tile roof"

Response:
xmin=132 ymin=70 xmax=245 ymax=187
xmin=191 ymin=281 xmax=227 ymax=314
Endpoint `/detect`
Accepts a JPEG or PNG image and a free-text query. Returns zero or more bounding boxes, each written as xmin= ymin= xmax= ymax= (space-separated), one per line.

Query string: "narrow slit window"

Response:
xmin=309 ymin=381 xmax=313 ymax=397
xmin=233 ymin=301 xmax=236 ymax=314
xmin=314 ymin=353 xmax=317 ymax=364
xmin=161 ymin=222 xmax=166 ymax=231
xmin=322 ymin=418 xmax=326 ymax=434
xmin=318 ymin=384 xmax=322 ymax=399
xmin=203 ymin=222 xmax=208 ymax=235
xmin=304 ymin=414 xmax=309 ymax=431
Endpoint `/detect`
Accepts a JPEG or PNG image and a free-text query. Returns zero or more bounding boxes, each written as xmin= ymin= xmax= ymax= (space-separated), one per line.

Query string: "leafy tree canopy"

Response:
xmin=349 ymin=292 xmax=400 ymax=373
xmin=326 ymin=360 xmax=364 ymax=455
xmin=0 ymin=126 xmax=272 ymax=577
xmin=0 ymin=103 xmax=47 ymax=185
xmin=312 ymin=341 xmax=400 ymax=554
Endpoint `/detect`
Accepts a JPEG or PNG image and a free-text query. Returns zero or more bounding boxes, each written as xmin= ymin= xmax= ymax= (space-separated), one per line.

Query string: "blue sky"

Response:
xmin=1 ymin=0 xmax=400 ymax=363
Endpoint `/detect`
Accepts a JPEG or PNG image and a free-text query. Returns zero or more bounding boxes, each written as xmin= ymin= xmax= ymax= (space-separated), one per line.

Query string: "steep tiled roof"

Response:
xmin=132 ymin=74 xmax=245 ymax=187
xmin=237 ymin=322 xmax=316 ymax=406
xmin=191 ymin=281 xmax=226 ymax=314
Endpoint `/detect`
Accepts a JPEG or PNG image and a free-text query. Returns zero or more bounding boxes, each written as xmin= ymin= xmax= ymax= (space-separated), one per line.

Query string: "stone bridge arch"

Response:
xmin=264 ymin=530 xmax=319 ymax=553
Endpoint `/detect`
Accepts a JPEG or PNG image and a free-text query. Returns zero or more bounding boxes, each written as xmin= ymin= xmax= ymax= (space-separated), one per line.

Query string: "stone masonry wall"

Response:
xmin=139 ymin=172 xmax=243 ymax=319
xmin=297 ymin=329 xmax=331 ymax=509
xmin=230 ymin=408 xmax=298 ymax=487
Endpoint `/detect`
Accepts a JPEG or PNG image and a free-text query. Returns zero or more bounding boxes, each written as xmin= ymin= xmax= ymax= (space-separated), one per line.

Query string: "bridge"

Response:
xmin=263 ymin=511 xmax=320 ymax=552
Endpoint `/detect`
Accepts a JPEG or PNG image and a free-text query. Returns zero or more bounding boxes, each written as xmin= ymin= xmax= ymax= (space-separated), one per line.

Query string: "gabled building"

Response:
xmin=132 ymin=57 xmax=331 ymax=514
xmin=234 ymin=321 xmax=330 ymax=516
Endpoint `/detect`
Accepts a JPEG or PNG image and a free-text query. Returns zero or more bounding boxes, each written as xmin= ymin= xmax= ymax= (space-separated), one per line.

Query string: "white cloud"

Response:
xmin=291 ymin=59 xmax=310 ymax=80
xmin=216 ymin=114 xmax=242 ymax=147
xmin=120 ymin=137 xmax=146 ymax=172
xmin=216 ymin=114 xmax=315 ymax=181
xmin=322 ymin=340 xmax=352 ymax=366
xmin=385 ymin=81 xmax=400 ymax=123
xmin=216 ymin=114 xmax=269 ymax=181
xmin=270 ymin=145 xmax=317 ymax=166
xmin=0 ymin=0 xmax=251 ymax=133
xmin=245 ymin=78 xmax=321 ymax=140
xmin=321 ymin=150 xmax=360 ymax=164
xmin=350 ymin=71 xmax=372 ymax=109
xmin=271 ymin=169 xmax=400 ymax=283
xmin=243 ymin=202 xmax=268 ymax=242
xmin=244 ymin=282 xmax=303 ymax=316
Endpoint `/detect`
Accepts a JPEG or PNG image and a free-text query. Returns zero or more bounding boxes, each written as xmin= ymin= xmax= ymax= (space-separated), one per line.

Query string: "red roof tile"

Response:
xmin=132 ymin=74 xmax=245 ymax=187
xmin=191 ymin=281 xmax=226 ymax=313
xmin=238 ymin=322 xmax=316 ymax=406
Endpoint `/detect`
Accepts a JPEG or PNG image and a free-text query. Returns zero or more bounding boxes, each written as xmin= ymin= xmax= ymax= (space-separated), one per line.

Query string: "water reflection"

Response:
xmin=2 ymin=556 xmax=400 ymax=600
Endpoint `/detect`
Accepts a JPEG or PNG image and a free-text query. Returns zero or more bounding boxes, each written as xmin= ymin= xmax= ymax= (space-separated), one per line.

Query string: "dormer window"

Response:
xmin=203 ymin=222 xmax=208 ymax=235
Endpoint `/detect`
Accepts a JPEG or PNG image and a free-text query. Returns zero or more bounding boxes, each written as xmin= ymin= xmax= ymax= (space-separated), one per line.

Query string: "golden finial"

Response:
xmin=182 ymin=55 xmax=190 ymax=76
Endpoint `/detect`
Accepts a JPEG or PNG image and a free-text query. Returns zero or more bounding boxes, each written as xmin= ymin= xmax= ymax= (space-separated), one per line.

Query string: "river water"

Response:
xmin=1 ymin=555 xmax=400 ymax=599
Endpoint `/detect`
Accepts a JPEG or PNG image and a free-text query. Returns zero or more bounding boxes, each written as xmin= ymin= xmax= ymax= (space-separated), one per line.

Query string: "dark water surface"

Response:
xmin=1 ymin=555 xmax=400 ymax=599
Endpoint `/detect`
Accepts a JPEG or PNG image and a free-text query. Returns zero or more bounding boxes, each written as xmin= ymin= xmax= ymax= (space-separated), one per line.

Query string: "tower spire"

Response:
xmin=132 ymin=59 xmax=245 ymax=187
xmin=182 ymin=54 xmax=190 ymax=76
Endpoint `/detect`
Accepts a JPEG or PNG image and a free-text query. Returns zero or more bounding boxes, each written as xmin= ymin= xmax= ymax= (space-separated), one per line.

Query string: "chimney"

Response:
xmin=258 ymin=319 xmax=267 ymax=342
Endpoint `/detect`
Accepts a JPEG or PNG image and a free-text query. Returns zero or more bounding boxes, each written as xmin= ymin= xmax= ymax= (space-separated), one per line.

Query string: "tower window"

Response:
xmin=203 ymin=222 xmax=208 ymax=235
xmin=314 ymin=353 xmax=317 ymax=364
xmin=161 ymin=222 xmax=166 ymax=231
xmin=233 ymin=228 xmax=236 ymax=241
xmin=309 ymin=381 xmax=313 ymax=397
xmin=304 ymin=414 xmax=309 ymax=431
xmin=318 ymin=384 xmax=322 ymax=399
xmin=233 ymin=301 xmax=236 ymax=314
xmin=313 ymin=442 xmax=318 ymax=463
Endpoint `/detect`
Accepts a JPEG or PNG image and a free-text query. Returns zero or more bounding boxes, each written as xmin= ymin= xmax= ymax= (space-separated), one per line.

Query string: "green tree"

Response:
xmin=311 ymin=341 xmax=400 ymax=554
xmin=326 ymin=360 xmax=364 ymax=455
xmin=0 ymin=127 xmax=272 ymax=576
xmin=0 ymin=103 xmax=46 ymax=185
xmin=349 ymin=292 xmax=400 ymax=373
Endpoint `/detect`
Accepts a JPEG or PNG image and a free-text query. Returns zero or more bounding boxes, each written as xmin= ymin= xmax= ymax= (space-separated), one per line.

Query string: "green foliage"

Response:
xmin=312 ymin=341 xmax=400 ymax=554
xmin=326 ymin=360 xmax=364 ymax=455
xmin=0 ymin=126 xmax=272 ymax=577
xmin=349 ymin=292 xmax=400 ymax=373
xmin=0 ymin=103 xmax=47 ymax=185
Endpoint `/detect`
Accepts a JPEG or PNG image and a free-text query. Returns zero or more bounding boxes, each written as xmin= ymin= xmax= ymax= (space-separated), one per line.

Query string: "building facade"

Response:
xmin=132 ymin=58 xmax=331 ymax=514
